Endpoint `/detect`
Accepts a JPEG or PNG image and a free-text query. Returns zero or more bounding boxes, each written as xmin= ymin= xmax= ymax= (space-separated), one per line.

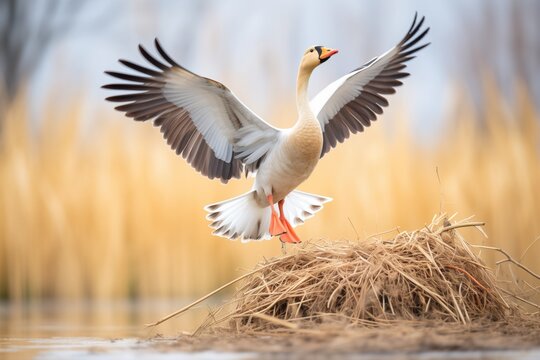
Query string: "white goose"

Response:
xmin=104 ymin=14 xmax=429 ymax=244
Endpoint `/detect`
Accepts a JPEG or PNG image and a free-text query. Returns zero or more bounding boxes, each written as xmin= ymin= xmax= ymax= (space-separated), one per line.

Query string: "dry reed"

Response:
xmin=192 ymin=216 xmax=525 ymax=333
xmin=153 ymin=216 xmax=540 ymax=352
xmin=0 ymin=79 xmax=539 ymax=301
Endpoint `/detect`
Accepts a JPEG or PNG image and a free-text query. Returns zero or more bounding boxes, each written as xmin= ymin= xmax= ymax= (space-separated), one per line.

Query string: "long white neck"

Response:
xmin=296 ymin=65 xmax=315 ymax=118
xmin=290 ymin=63 xmax=323 ymax=160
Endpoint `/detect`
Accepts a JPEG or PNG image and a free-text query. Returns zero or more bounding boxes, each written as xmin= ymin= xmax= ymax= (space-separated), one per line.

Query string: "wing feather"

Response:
xmin=311 ymin=13 xmax=430 ymax=157
xmin=104 ymin=39 xmax=280 ymax=183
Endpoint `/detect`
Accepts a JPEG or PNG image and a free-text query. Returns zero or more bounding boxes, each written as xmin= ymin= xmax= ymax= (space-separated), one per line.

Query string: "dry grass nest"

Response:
xmin=220 ymin=216 xmax=526 ymax=332
xmin=149 ymin=215 xmax=539 ymax=335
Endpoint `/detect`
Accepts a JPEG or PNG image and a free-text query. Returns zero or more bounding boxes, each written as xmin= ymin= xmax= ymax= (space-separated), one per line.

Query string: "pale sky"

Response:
xmin=26 ymin=0 xmax=539 ymax=139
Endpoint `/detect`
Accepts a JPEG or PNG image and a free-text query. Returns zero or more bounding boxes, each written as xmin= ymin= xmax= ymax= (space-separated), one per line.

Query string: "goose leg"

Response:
xmin=278 ymin=199 xmax=302 ymax=243
xmin=267 ymin=195 xmax=287 ymax=236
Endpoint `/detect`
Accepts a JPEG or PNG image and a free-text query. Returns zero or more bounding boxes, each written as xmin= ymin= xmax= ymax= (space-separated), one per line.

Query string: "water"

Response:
xmin=1 ymin=300 xmax=539 ymax=359
xmin=0 ymin=299 xmax=246 ymax=360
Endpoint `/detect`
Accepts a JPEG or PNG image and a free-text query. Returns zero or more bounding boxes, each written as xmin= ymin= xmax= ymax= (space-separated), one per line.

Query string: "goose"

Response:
xmin=103 ymin=13 xmax=429 ymax=244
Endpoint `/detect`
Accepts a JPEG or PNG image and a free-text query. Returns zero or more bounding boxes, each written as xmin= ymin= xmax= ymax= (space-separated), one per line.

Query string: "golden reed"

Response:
xmin=0 ymin=80 xmax=538 ymax=301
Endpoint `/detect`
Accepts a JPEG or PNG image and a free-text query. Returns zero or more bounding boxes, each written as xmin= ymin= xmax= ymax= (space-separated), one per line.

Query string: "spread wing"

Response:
xmin=311 ymin=13 xmax=430 ymax=157
xmin=103 ymin=39 xmax=280 ymax=183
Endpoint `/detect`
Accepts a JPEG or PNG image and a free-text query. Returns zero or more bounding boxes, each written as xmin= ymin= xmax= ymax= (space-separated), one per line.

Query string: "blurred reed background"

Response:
xmin=0 ymin=0 xmax=539 ymax=303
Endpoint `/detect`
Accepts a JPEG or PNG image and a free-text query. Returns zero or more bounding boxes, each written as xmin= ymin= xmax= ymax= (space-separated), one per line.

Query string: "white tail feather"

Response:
xmin=204 ymin=190 xmax=332 ymax=243
xmin=282 ymin=190 xmax=332 ymax=227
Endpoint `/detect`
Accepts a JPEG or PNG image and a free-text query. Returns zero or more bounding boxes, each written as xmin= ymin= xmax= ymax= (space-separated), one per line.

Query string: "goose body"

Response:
xmin=104 ymin=14 xmax=429 ymax=243
xmin=254 ymin=65 xmax=324 ymax=207
xmin=253 ymin=128 xmax=321 ymax=208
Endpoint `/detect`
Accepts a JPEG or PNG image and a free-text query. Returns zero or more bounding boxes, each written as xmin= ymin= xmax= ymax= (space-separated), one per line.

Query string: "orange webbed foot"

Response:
xmin=270 ymin=211 xmax=287 ymax=236
xmin=267 ymin=194 xmax=287 ymax=236
xmin=280 ymin=217 xmax=301 ymax=243
xmin=277 ymin=199 xmax=301 ymax=243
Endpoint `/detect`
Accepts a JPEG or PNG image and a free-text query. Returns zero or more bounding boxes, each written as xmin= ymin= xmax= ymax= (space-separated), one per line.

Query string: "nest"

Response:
xmin=147 ymin=215 xmax=539 ymax=351
xmin=225 ymin=217 xmax=513 ymax=331
xmin=148 ymin=216 xmax=540 ymax=335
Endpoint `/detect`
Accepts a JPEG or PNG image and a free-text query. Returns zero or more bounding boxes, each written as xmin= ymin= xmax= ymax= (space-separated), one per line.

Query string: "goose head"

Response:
xmin=300 ymin=46 xmax=339 ymax=71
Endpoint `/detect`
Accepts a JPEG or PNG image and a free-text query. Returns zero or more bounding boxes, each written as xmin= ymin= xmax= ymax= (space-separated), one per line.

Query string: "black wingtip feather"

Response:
xmin=119 ymin=59 xmax=161 ymax=77
xmin=106 ymin=95 xmax=131 ymax=102
xmin=396 ymin=55 xmax=417 ymax=64
xmin=411 ymin=16 xmax=426 ymax=36
xmin=407 ymin=12 xmax=418 ymax=34
xmin=154 ymin=38 xmax=181 ymax=68
xmin=401 ymin=43 xmax=430 ymax=58
xmin=401 ymin=27 xmax=430 ymax=51
xmin=102 ymin=83 xmax=157 ymax=91
xmin=107 ymin=93 xmax=150 ymax=102
xmin=139 ymin=44 xmax=169 ymax=71
xmin=402 ymin=14 xmax=426 ymax=45
xmin=391 ymin=72 xmax=410 ymax=79
xmin=104 ymin=71 xmax=157 ymax=84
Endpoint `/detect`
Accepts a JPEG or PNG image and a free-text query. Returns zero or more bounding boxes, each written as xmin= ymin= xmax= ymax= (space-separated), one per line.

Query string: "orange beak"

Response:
xmin=320 ymin=47 xmax=339 ymax=60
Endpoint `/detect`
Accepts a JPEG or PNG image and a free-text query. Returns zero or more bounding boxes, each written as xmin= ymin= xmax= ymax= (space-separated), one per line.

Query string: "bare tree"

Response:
xmin=0 ymin=0 xmax=85 ymax=108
